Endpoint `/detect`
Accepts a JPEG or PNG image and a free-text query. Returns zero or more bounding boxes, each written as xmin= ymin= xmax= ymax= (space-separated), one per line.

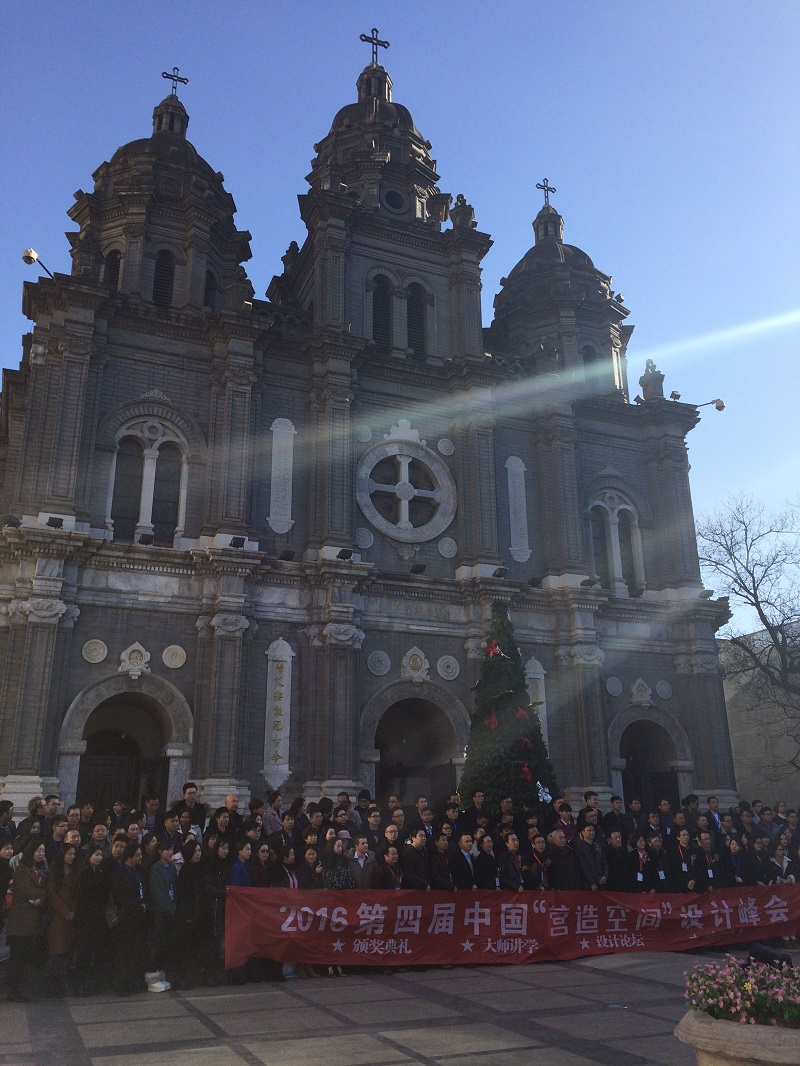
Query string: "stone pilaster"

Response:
xmin=320 ymin=622 xmax=365 ymax=793
xmin=555 ymin=642 xmax=609 ymax=805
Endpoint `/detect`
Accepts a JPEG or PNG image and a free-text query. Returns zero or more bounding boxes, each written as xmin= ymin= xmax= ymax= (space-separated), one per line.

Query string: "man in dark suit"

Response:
xmin=401 ymin=829 xmax=431 ymax=889
xmin=450 ymin=832 xmax=478 ymax=889
xmin=429 ymin=832 xmax=456 ymax=890
xmin=461 ymin=790 xmax=489 ymax=836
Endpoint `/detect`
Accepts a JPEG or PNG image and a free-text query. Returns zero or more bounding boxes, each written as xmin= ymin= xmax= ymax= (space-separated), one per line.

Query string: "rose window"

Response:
xmin=356 ymin=439 xmax=456 ymax=544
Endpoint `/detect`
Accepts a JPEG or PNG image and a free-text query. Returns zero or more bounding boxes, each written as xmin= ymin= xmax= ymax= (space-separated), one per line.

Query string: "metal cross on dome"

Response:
xmin=536 ymin=178 xmax=557 ymax=206
xmin=161 ymin=67 xmax=189 ymax=95
xmin=359 ymin=27 xmax=390 ymax=64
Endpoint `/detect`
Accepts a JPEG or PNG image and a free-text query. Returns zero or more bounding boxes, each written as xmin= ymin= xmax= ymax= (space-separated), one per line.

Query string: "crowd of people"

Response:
xmin=1 ymin=784 xmax=798 ymax=1000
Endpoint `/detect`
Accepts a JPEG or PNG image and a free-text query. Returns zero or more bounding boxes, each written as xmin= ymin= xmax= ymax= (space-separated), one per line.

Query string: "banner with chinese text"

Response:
xmin=225 ymin=885 xmax=800 ymax=968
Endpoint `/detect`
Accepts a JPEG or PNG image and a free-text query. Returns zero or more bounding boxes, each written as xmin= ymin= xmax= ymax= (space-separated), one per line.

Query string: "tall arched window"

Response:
xmin=104 ymin=250 xmax=122 ymax=291
xmin=151 ymin=443 xmax=182 ymax=546
xmin=152 ymin=250 xmax=175 ymax=308
xmin=588 ymin=490 xmax=646 ymax=596
xmin=110 ymin=438 xmax=144 ymax=542
xmin=407 ymin=283 xmax=426 ymax=359
xmin=372 ymin=274 xmax=392 ymax=353
xmin=590 ymin=505 xmax=612 ymax=589
xmin=204 ymin=270 xmax=218 ymax=312
xmin=618 ymin=509 xmax=640 ymax=595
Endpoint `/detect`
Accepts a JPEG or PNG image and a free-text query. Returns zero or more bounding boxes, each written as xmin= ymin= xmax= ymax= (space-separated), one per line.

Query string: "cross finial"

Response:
xmin=161 ymin=66 xmax=189 ymax=95
xmin=536 ymin=178 xmax=557 ymax=206
xmin=359 ymin=27 xmax=390 ymax=64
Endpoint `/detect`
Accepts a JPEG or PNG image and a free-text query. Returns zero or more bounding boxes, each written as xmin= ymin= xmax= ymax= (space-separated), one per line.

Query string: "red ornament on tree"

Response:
xmin=515 ymin=707 xmax=529 ymax=720
xmin=520 ymin=763 xmax=532 ymax=782
xmin=483 ymin=711 xmax=498 ymax=730
xmin=485 ymin=639 xmax=501 ymax=658
xmin=520 ymin=736 xmax=532 ymax=749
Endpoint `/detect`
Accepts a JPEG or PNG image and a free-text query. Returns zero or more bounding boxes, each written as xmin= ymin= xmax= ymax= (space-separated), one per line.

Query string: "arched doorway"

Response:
xmin=375 ymin=698 xmax=461 ymax=809
xmin=620 ymin=719 xmax=679 ymax=811
xmin=75 ymin=694 xmax=171 ymax=811
xmin=57 ymin=672 xmax=193 ymax=808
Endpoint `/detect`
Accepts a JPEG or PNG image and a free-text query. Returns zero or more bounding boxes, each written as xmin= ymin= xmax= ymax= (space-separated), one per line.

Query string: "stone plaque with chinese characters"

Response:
xmin=264 ymin=637 xmax=295 ymax=788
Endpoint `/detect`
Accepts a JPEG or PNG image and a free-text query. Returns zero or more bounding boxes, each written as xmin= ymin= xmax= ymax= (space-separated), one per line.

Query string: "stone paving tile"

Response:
xmin=78 ymin=1016 xmax=213 ymax=1049
xmin=69 ymin=998 xmax=193 ymax=1023
xmin=532 ymin=1007 xmax=676 ymax=1042
xmin=216 ymin=1004 xmax=342 ymax=1036
xmin=500 ymin=965 xmax=606 ymax=987
xmin=183 ymin=989 xmax=291 ymax=1012
xmin=330 ymin=997 xmax=460 ymax=1024
xmin=398 ymin=973 xmax=519 ymax=995
xmin=243 ymin=1033 xmax=415 ymax=1065
xmin=436 ymin=1051 xmax=596 ymax=1066
xmin=91 ymin=1048 xmax=249 ymax=1066
xmin=605 ymin=1033 xmax=696 ymax=1066
xmin=634 ymin=1002 xmax=691 ymax=1023
xmin=380 ymin=1022 xmax=541 ymax=1056
xmin=457 ymin=988 xmax=588 ymax=1014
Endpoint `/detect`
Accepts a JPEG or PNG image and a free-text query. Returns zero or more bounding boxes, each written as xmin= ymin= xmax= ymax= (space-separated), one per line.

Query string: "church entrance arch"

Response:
xmin=75 ymin=696 xmax=171 ymax=811
xmin=359 ymin=681 xmax=469 ymax=808
xmin=57 ymin=673 xmax=193 ymax=809
xmin=608 ymin=704 xmax=694 ymax=812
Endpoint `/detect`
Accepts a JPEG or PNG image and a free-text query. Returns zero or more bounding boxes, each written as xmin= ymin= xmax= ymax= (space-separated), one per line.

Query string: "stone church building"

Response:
xmin=0 ymin=56 xmax=739 ymax=813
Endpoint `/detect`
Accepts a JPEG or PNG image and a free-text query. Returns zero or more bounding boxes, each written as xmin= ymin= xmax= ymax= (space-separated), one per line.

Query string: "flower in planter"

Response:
xmin=685 ymin=954 xmax=800 ymax=1029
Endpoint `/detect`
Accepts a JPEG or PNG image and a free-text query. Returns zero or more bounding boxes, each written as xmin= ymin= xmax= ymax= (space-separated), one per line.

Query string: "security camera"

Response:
xmin=714 ymin=399 xmax=725 ymax=412
xmin=22 ymin=249 xmax=38 ymax=265
xmin=670 ymin=390 xmax=681 ymax=401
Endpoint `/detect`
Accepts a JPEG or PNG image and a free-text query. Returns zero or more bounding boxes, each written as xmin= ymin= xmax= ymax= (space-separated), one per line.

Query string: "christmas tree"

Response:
xmin=459 ymin=601 xmax=559 ymax=816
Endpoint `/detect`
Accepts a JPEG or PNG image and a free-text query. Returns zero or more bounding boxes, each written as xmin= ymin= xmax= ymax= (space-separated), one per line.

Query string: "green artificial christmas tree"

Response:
xmin=459 ymin=601 xmax=559 ymax=817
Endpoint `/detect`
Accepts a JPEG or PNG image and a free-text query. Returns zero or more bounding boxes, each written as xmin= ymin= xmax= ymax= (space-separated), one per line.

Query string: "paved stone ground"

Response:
xmin=0 ymin=949 xmax=726 ymax=1066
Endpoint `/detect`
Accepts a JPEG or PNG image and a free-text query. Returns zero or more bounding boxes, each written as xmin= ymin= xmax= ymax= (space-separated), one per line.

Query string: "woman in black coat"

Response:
xmin=74 ymin=844 xmax=111 ymax=995
xmin=111 ymin=843 xmax=147 ymax=995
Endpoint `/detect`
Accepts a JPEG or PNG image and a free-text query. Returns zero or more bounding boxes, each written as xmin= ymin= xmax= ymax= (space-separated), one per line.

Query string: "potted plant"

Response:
xmin=675 ymin=954 xmax=800 ymax=1065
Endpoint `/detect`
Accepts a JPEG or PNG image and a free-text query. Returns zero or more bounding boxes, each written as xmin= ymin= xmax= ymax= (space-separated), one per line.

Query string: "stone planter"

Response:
xmin=675 ymin=1009 xmax=800 ymax=1065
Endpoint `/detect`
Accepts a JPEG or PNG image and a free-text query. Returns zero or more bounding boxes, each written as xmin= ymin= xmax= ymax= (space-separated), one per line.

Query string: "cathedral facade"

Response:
xmin=0 ymin=59 xmax=738 ymax=812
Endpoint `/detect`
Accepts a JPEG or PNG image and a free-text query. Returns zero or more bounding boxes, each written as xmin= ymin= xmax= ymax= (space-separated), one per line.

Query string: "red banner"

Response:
xmin=225 ymin=885 xmax=800 ymax=969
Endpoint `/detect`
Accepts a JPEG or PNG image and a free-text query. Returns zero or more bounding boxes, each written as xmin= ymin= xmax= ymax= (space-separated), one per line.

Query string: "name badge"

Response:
xmin=658 ymin=870 xmax=666 ymax=880
xmin=707 ymin=868 xmax=714 ymax=879
xmin=682 ymin=862 xmax=688 ymax=872
xmin=637 ymin=871 xmax=644 ymax=882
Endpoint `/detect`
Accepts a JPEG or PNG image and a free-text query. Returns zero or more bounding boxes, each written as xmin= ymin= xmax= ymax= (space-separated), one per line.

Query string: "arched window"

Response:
xmin=590 ymin=506 xmax=612 ymax=589
xmin=618 ymin=509 xmax=640 ymax=595
xmin=407 ymin=283 xmax=426 ymax=359
xmin=152 ymin=250 xmax=175 ymax=308
xmin=588 ymin=491 xmax=646 ymax=596
xmin=104 ymin=250 xmax=122 ymax=291
xmin=204 ymin=271 xmax=218 ymax=312
xmin=110 ymin=438 xmax=144 ymax=543
xmin=372 ymin=274 xmax=392 ymax=353
xmin=151 ymin=443 xmax=182 ymax=546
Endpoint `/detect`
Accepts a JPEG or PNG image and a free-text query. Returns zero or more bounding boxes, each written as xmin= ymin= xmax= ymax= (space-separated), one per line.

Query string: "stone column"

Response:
xmin=533 ymin=414 xmax=588 ymax=585
xmin=555 ymin=643 xmax=610 ymax=806
xmin=306 ymin=378 xmax=353 ymax=551
xmin=320 ymin=622 xmax=365 ymax=795
xmin=453 ymin=394 xmax=500 ymax=572
xmin=199 ymin=611 xmax=249 ymax=808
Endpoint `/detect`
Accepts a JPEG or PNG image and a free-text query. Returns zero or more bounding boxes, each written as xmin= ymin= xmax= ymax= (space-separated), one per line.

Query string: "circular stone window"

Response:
xmin=382 ymin=189 xmax=406 ymax=212
xmin=356 ymin=439 xmax=456 ymax=544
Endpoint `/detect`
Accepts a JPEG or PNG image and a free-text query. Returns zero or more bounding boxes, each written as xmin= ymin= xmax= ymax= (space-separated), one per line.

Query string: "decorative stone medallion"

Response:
xmin=162 ymin=645 xmax=187 ymax=669
xmin=656 ymin=680 xmax=673 ymax=700
xmin=605 ymin=676 xmax=623 ymax=697
xmin=82 ymin=639 xmax=108 ymax=664
xmin=118 ymin=642 xmax=151 ymax=680
xmin=631 ymin=678 xmax=653 ymax=706
xmin=437 ymin=655 xmax=460 ymax=681
xmin=401 ymin=646 xmax=429 ymax=683
xmin=367 ymin=651 xmax=391 ymax=676
xmin=355 ymin=425 xmax=373 ymax=443
xmin=437 ymin=438 xmax=454 ymax=456
xmin=438 ymin=537 xmax=457 ymax=558
xmin=355 ymin=527 xmax=374 ymax=549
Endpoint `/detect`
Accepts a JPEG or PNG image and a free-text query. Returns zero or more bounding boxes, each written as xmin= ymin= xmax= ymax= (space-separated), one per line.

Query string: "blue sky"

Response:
xmin=2 ymin=1 xmax=798 ymax=537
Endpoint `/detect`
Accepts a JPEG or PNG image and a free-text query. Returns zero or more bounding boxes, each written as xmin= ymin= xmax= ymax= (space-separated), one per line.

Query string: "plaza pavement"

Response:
xmin=0 ymin=949 xmax=731 ymax=1066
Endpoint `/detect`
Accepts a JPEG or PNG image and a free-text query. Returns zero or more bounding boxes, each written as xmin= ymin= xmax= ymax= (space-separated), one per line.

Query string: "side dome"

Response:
xmin=66 ymin=92 xmax=252 ymax=312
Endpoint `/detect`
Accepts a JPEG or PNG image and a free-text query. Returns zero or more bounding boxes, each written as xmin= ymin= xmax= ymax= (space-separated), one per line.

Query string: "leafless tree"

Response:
xmin=697 ymin=496 xmax=800 ymax=782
